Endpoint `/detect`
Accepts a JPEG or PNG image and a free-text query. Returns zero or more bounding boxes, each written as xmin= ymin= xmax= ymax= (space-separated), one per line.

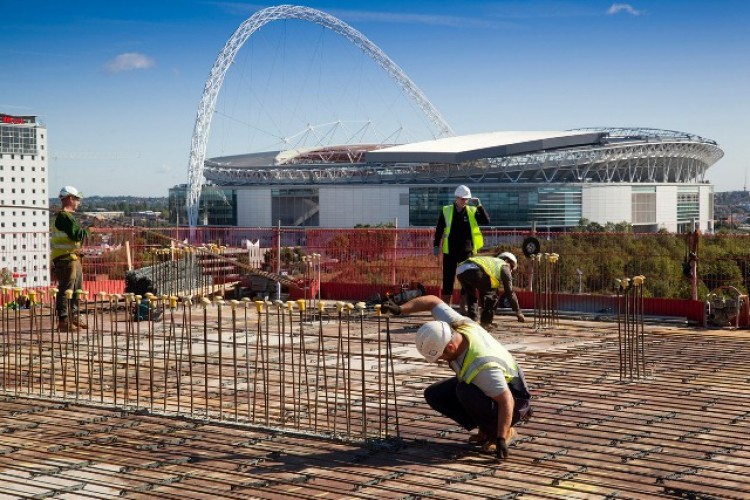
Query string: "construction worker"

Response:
xmin=433 ymin=185 xmax=489 ymax=309
xmin=383 ymin=295 xmax=532 ymax=459
xmin=51 ymin=186 xmax=92 ymax=331
xmin=457 ymin=251 xmax=525 ymax=328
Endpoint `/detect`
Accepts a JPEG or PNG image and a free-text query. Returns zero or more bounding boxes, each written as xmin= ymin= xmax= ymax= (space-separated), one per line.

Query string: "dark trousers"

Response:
xmin=53 ymin=258 xmax=82 ymax=320
xmin=442 ymin=251 xmax=471 ymax=296
xmin=424 ymin=375 xmax=531 ymax=439
xmin=456 ymin=268 xmax=498 ymax=324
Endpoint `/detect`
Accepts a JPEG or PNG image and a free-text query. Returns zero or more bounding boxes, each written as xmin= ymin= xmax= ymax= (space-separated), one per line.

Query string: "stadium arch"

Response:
xmin=186 ymin=4 xmax=454 ymax=227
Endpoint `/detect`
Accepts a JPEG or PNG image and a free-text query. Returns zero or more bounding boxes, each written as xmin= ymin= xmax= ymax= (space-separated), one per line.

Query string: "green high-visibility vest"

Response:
xmin=442 ymin=205 xmax=483 ymax=255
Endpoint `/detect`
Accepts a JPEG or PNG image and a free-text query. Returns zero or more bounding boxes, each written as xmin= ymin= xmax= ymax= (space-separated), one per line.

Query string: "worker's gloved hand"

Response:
xmin=381 ymin=300 xmax=402 ymax=316
xmin=495 ymin=437 xmax=509 ymax=460
xmin=516 ymin=312 xmax=526 ymax=323
xmin=432 ymin=246 xmax=439 ymax=257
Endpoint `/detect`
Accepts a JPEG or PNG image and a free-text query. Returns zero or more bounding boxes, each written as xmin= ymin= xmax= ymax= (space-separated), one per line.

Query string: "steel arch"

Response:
xmin=186 ymin=5 xmax=454 ymax=227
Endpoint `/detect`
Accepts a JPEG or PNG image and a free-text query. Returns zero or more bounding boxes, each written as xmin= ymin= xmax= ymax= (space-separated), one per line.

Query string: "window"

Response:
xmin=631 ymin=186 xmax=656 ymax=224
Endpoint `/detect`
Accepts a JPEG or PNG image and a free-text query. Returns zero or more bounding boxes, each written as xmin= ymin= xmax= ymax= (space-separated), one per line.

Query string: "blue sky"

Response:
xmin=2 ymin=1 xmax=748 ymax=196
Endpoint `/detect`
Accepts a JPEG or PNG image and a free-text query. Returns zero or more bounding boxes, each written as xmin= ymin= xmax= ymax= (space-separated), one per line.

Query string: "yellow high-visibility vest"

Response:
xmin=50 ymin=214 xmax=82 ymax=261
xmin=462 ymin=256 xmax=507 ymax=289
xmin=442 ymin=205 xmax=483 ymax=255
xmin=456 ymin=322 xmax=519 ymax=384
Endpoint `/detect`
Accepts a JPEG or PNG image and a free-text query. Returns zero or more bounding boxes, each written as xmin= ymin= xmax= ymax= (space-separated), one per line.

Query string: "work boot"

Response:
xmin=458 ymin=294 xmax=467 ymax=315
xmin=57 ymin=318 xmax=75 ymax=332
xmin=468 ymin=430 xmax=491 ymax=446
xmin=70 ymin=316 xmax=88 ymax=329
xmin=481 ymin=428 xmax=517 ymax=454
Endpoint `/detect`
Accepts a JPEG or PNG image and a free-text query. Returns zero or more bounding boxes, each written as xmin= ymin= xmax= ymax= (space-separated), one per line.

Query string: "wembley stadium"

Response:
xmin=171 ymin=126 xmax=723 ymax=232
xmin=172 ymin=6 xmax=724 ymax=233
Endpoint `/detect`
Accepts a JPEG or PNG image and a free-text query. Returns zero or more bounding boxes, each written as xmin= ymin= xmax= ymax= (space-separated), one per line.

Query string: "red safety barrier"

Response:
xmin=4 ymin=226 xmax=750 ymax=324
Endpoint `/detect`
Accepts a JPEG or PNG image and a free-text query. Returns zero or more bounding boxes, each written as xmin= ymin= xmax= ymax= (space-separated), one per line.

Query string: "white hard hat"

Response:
xmin=454 ymin=185 xmax=472 ymax=199
xmin=59 ymin=185 xmax=83 ymax=199
xmin=497 ymin=251 xmax=518 ymax=269
xmin=415 ymin=320 xmax=453 ymax=362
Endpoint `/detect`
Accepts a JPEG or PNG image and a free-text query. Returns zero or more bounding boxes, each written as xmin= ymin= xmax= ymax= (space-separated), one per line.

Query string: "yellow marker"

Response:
xmin=254 ymin=300 xmax=264 ymax=313
xmin=335 ymin=301 xmax=344 ymax=313
xmin=200 ymin=297 xmax=211 ymax=308
xmin=296 ymin=299 xmax=306 ymax=312
xmin=318 ymin=301 xmax=326 ymax=312
xmin=28 ymin=290 xmax=38 ymax=304
xmin=64 ymin=289 xmax=74 ymax=300
xmin=169 ymin=296 xmax=178 ymax=309
xmin=374 ymin=304 xmax=382 ymax=316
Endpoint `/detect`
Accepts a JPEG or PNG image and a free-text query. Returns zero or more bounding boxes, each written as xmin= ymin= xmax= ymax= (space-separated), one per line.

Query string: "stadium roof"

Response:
xmin=364 ymin=130 xmax=605 ymax=164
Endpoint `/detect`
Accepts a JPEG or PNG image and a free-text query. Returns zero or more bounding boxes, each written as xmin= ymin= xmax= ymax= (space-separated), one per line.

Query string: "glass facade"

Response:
xmin=271 ymin=188 xmax=319 ymax=227
xmin=676 ymin=187 xmax=700 ymax=232
xmin=0 ymin=124 xmax=37 ymax=155
xmin=409 ymin=185 xmax=582 ymax=228
xmin=677 ymin=188 xmax=700 ymax=223
xmin=168 ymin=186 xmax=237 ymax=226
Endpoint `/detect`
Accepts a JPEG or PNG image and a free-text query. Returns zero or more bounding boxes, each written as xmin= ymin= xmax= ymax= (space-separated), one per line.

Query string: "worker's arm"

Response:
xmin=55 ymin=212 xmax=89 ymax=243
xmin=396 ymin=294 xmax=444 ymax=315
xmin=500 ymin=266 xmax=525 ymax=322
xmin=475 ymin=203 xmax=490 ymax=224
xmin=433 ymin=211 xmax=446 ymax=250
xmin=491 ymin=389 xmax=514 ymax=458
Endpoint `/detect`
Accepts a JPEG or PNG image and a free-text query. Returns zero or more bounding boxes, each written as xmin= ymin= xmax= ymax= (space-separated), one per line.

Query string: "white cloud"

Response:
xmin=607 ymin=3 xmax=642 ymax=16
xmin=103 ymin=53 xmax=155 ymax=74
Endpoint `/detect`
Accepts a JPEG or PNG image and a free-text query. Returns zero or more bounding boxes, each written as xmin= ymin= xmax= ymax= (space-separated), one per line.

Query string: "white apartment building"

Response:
xmin=0 ymin=114 xmax=50 ymax=288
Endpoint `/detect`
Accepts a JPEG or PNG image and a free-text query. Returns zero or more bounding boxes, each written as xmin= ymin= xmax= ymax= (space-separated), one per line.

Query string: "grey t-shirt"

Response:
xmin=431 ymin=303 xmax=509 ymax=397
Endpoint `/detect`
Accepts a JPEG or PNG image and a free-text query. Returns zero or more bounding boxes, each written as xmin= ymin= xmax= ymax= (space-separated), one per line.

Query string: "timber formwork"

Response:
xmin=0 ymin=303 xmax=749 ymax=499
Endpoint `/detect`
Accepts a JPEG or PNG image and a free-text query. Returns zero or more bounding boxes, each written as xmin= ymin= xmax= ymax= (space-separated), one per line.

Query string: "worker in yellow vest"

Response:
xmin=433 ymin=185 xmax=489 ymax=309
xmin=457 ymin=252 xmax=525 ymax=328
xmin=50 ymin=186 xmax=92 ymax=331
xmin=383 ymin=295 xmax=532 ymax=459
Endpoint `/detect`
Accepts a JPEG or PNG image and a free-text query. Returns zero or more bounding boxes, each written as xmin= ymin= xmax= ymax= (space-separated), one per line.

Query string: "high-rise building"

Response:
xmin=0 ymin=114 xmax=50 ymax=288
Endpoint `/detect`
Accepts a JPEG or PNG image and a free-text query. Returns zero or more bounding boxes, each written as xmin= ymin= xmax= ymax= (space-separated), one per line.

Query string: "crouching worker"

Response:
xmin=456 ymin=251 xmax=525 ymax=328
xmin=383 ymin=295 xmax=532 ymax=459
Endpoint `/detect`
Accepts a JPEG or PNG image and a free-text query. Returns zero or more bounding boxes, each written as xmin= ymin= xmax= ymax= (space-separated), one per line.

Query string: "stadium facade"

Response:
xmin=171 ymin=127 xmax=723 ymax=233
